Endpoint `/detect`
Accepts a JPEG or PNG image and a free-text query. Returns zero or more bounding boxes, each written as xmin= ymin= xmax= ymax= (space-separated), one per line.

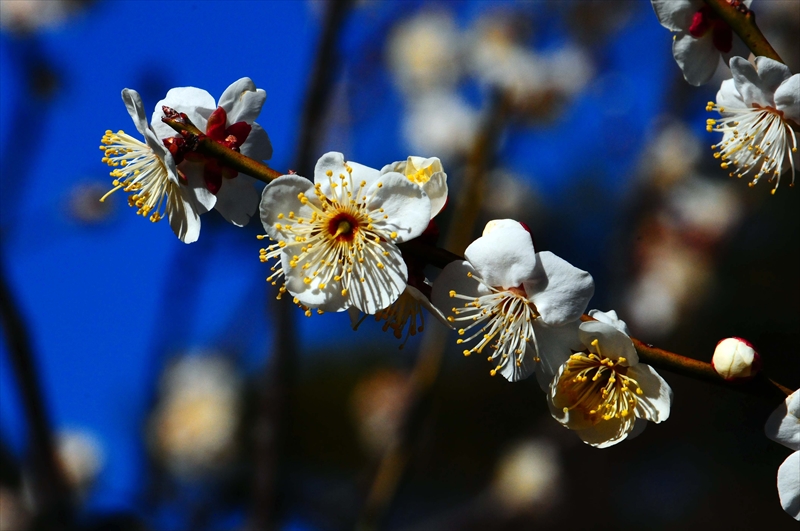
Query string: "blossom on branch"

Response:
xmin=152 ymin=77 xmax=273 ymax=226
xmin=259 ymin=152 xmax=431 ymax=314
xmin=547 ymin=310 xmax=673 ymax=448
xmin=651 ymin=0 xmax=752 ymax=86
xmin=706 ymin=57 xmax=798 ymax=193
xmin=712 ymin=336 xmax=761 ymax=381
xmin=100 ymin=89 xmax=214 ymax=243
xmin=765 ymin=389 xmax=800 ymax=520
xmin=431 ymin=219 xmax=594 ymax=382
xmin=380 ymin=156 xmax=448 ymax=218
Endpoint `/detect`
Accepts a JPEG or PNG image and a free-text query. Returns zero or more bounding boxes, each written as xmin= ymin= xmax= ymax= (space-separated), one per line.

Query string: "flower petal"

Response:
xmin=650 ymin=0 xmax=698 ymax=32
xmin=215 ymin=175 xmax=259 ymax=227
xmin=775 ymin=75 xmax=800 ymax=123
xmin=627 ymin=363 xmax=673 ymax=423
xmin=240 ymin=123 xmax=273 ymax=161
xmin=588 ymin=309 xmax=630 ymax=335
xmin=259 ymin=174 xmax=316 ymax=241
xmin=672 ymin=32 xmax=720 ymax=86
xmin=730 ymin=56 xmax=772 ymax=107
xmin=431 ymin=260 xmax=491 ymax=322
xmin=421 ymin=171 xmax=448 ymax=218
xmin=150 ymin=86 xmax=217 ymax=141
xmin=367 ymin=173 xmax=431 ymax=243
xmin=181 ymin=160 xmax=216 ymax=212
xmin=777 ymin=451 xmax=800 ymax=520
xmin=464 ymin=220 xmax=538 ymax=289
xmin=766 ymin=390 xmax=800 ymax=451
xmin=407 ymin=284 xmax=451 ymax=328
xmin=168 ymin=186 xmax=202 ymax=244
xmin=754 ymin=56 xmax=792 ymax=96
xmin=715 ymin=78 xmax=745 ymax=111
xmin=347 ymin=241 xmax=408 ymax=314
xmin=524 ymin=251 xmax=594 ymax=326
xmin=498 ymin=345 xmax=537 ymax=382
xmin=578 ymin=321 xmax=638 ymax=365
xmin=283 ymin=251 xmax=350 ymax=312
xmin=122 ymin=89 xmax=150 ymax=137
xmin=218 ymin=77 xmax=266 ymax=124
xmin=574 ymin=417 xmax=636 ymax=448
xmin=534 ymin=320 xmax=581 ymax=392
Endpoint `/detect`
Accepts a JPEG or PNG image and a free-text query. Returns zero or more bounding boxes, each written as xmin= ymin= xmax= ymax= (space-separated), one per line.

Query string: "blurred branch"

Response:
xmin=0 ymin=259 xmax=73 ymax=527
xmin=161 ymin=108 xmax=283 ymax=183
xmin=702 ymin=0 xmax=783 ymax=62
xmin=357 ymin=89 xmax=509 ymax=531
xmin=248 ymin=1 xmax=353 ymax=530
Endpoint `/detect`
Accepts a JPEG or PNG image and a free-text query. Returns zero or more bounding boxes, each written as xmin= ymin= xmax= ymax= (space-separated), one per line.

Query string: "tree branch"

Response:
xmin=702 ymin=0 xmax=783 ymax=62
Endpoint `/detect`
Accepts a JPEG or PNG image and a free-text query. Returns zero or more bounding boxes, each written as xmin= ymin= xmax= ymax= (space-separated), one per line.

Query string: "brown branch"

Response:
xmin=702 ymin=0 xmax=783 ymax=62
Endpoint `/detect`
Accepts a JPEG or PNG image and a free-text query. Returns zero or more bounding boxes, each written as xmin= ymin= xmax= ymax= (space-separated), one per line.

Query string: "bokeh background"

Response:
xmin=1 ymin=0 xmax=799 ymax=529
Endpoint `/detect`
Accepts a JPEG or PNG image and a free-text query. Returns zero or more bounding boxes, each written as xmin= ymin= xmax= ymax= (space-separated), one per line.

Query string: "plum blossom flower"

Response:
xmin=151 ymin=77 xmax=273 ymax=226
xmin=100 ymin=89 xmax=214 ymax=243
xmin=712 ymin=336 xmax=761 ymax=381
xmin=259 ymin=152 xmax=431 ymax=314
xmin=547 ymin=310 xmax=673 ymax=448
xmin=706 ymin=57 xmax=799 ymax=193
xmin=651 ymin=0 xmax=752 ymax=86
xmin=431 ymin=219 xmax=594 ymax=382
xmin=380 ymin=156 xmax=448 ymax=218
xmin=765 ymin=389 xmax=800 ymax=520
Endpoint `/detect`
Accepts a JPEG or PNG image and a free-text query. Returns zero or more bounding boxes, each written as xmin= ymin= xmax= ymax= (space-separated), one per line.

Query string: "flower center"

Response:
xmin=448 ymin=273 xmax=539 ymax=376
xmin=406 ymin=166 xmax=434 ymax=185
xmin=328 ymin=213 xmax=359 ymax=242
xmin=557 ymin=339 xmax=643 ymax=424
xmin=688 ymin=6 xmax=733 ymax=53
xmin=706 ymin=101 xmax=798 ymax=193
xmin=99 ymin=129 xmax=175 ymax=223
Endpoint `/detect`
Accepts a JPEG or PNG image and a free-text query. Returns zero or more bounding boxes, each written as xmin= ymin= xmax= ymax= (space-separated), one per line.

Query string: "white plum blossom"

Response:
xmin=765 ymin=389 xmax=800 ymax=520
xmin=151 ymin=77 xmax=273 ymax=226
xmin=380 ymin=156 xmax=448 ymax=218
xmin=431 ymin=219 xmax=594 ymax=382
xmin=712 ymin=336 xmax=761 ymax=381
xmin=100 ymin=89 xmax=214 ymax=243
xmin=651 ymin=0 xmax=752 ymax=86
xmin=260 ymin=152 xmax=431 ymax=315
xmin=547 ymin=310 xmax=673 ymax=448
xmin=707 ymin=57 xmax=799 ymax=192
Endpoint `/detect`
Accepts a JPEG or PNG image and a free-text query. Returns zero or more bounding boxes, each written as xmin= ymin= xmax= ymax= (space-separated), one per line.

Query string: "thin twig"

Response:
xmin=702 ymin=0 xmax=783 ymax=62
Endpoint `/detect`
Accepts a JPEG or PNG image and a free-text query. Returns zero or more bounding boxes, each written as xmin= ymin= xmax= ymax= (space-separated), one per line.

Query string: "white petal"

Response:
xmin=778 ymin=451 xmax=800 ymax=520
xmin=168 ymin=186 xmax=202 ymax=244
xmin=430 ymin=260 xmax=491 ymax=322
xmin=150 ymin=86 xmax=216 ymax=141
xmin=625 ymin=418 xmax=649 ymax=442
xmin=587 ymin=309 xmax=630 ymax=335
xmin=575 ymin=417 xmax=636 ymax=448
xmin=347 ymin=242 xmax=408 ymax=314
xmin=498 ymin=345 xmax=537 ymax=382
xmin=218 ymin=77 xmax=266 ymax=124
xmin=421 ymin=171 xmax=448 ymax=218
xmin=775 ymin=75 xmax=800 ymax=123
xmin=524 ymin=251 xmax=594 ymax=327
xmin=259 ymin=174 xmax=316 ymax=241
xmin=367 ymin=173 xmax=431 ymax=243
xmin=534 ymin=320 xmax=581 ymax=392
xmin=181 ymin=160 xmax=216 ymax=213
xmin=122 ymin=89 xmax=150 ymax=137
xmin=240 ymin=123 xmax=273 ymax=161
xmin=214 ymin=175 xmax=259 ymax=227
xmin=766 ymin=390 xmax=800 ymax=451
xmin=754 ymin=56 xmax=792 ymax=95
xmin=672 ymin=32 xmax=720 ymax=87
xmin=716 ymin=78 xmax=745 ymax=111
xmin=650 ymin=0 xmax=698 ymax=32
xmin=406 ymin=284 xmax=451 ymax=329
xmin=627 ymin=363 xmax=672 ymax=423
xmin=730 ymin=56 xmax=772 ymax=107
xmin=283 ymin=252 xmax=350 ymax=312
xmin=464 ymin=220 xmax=537 ymax=289
xmin=578 ymin=321 xmax=638 ymax=365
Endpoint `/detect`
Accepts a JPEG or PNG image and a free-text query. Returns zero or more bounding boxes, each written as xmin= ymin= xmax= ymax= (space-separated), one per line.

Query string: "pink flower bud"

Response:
xmin=712 ymin=337 xmax=762 ymax=381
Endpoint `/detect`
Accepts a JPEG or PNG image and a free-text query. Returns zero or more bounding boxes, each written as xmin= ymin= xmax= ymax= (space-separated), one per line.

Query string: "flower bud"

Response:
xmin=712 ymin=337 xmax=761 ymax=381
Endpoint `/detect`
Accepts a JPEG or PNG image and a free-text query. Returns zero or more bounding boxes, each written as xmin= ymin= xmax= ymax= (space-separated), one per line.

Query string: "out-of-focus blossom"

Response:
xmin=150 ymin=355 xmax=242 ymax=479
xmin=707 ymin=57 xmax=799 ymax=193
xmin=548 ymin=310 xmax=672 ymax=448
xmin=403 ymin=91 xmax=480 ymax=159
xmin=100 ymin=89 xmax=213 ymax=243
xmin=765 ymin=389 xmax=800 ymax=520
xmin=0 ymin=487 xmax=30 ymax=531
xmin=55 ymin=429 xmax=104 ymax=496
xmin=260 ymin=152 xmax=431 ymax=314
xmin=387 ymin=11 xmax=462 ymax=94
xmin=431 ymin=219 xmax=593 ymax=382
xmin=0 ymin=0 xmax=85 ymax=32
xmin=350 ymin=369 xmax=412 ymax=457
xmin=640 ymin=120 xmax=703 ymax=189
xmin=151 ymin=78 xmax=273 ymax=226
xmin=651 ymin=0 xmax=752 ymax=86
xmin=491 ymin=438 xmax=562 ymax=513
xmin=665 ymin=177 xmax=742 ymax=240
xmin=712 ymin=337 xmax=761 ymax=381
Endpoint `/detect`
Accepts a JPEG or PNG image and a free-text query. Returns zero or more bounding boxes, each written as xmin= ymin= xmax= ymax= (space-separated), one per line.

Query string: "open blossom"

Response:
xmin=651 ymin=0 xmax=752 ymax=86
xmin=380 ymin=156 xmax=448 ymax=218
xmin=100 ymin=89 xmax=214 ymax=243
xmin=151 ymin=77 xmax=273 ymax=226
xmin=706 ymin=57 xmax=798 ymax=193
xmin=765 ymin=389 xmax=800 ymax=520
xmin=259 ymin=152 xmax=431 ymax=314
xmin=547 ymin=310 xmax=672 ymax=448
xmin=431 ymin=219 xmax=594 ymax=382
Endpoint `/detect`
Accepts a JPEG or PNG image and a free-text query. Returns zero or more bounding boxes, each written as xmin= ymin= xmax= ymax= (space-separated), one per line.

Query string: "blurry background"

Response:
xmin=1 ymin=0 xmax=798 ymax=529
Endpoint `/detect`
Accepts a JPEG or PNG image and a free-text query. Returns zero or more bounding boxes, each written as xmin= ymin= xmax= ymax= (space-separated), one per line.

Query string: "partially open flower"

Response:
xmin=712 ymin=337 xmax=761 ymax=381
xmin=765 ymin=390 xmax=800 ymax=520
xmin=547 ymin=311 xmax=673 ymax=448
xmin=706 ymin=57 xmax=799 ymax=193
